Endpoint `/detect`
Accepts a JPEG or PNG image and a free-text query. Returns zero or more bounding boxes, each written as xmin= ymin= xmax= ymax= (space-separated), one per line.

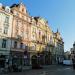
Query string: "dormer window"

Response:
xmin=5 ymin=6 xmax=10 ymax=13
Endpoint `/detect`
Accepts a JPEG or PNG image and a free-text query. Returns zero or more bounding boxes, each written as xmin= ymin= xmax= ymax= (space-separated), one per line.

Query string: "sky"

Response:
xmin=0 ymin=0 xmax=75 ymax=51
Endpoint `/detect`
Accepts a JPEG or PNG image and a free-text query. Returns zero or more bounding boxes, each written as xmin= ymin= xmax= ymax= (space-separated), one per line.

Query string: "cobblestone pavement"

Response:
xmin=1 ymin=65 xmax=75 ymax=75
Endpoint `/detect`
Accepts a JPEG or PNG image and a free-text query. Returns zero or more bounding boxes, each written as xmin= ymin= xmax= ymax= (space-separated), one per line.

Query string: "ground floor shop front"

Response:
xmin=0 ymin=50 xmax=64 ymax=71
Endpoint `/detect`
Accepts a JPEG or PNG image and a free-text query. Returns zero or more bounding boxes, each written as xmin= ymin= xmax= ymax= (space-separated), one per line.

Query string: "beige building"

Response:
xmin=10 ymin=3 xmax=31 ymax=66
xmin=0 ymin=2 xmax=64 ymax=67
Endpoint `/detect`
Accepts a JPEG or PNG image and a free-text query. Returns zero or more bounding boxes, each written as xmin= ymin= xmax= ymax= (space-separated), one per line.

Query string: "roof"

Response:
xmin=10 ymin=4 xmax=19 ymax=8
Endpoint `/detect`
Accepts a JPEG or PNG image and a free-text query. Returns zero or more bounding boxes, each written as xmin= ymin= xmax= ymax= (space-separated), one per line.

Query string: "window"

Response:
xmin=25 ymin=45 xmax=28 ymax=50
xmin=33 ymin=28 xmax=36 ymax=33
xmin=3 ymin=16 xmax=9 ymax=34
xmin=31 ymin=45 xmax=36 ymax=50
xmin=42 ymin=35 xmax=45 ymax=43
xmin=2 ymin=39 xmax=7 ymax=48
xmin=5 ymin=16 xmax=9 ymax=24
xmin=50 ymin=36 xmax=52 ymax=41
xmin=4 ymin=27 xmax=8 ymax=34
xmin=48 ymin=35 xmax=49 ymax=41
xmin=20 ymin=43 xmax=23 ymax=49
xmin=14 ymin=41 xmax=17 ymax=48
xmin=32 ymin=34 xmax=36 ymax=40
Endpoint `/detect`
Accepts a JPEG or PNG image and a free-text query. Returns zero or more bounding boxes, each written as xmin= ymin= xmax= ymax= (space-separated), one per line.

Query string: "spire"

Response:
xmin=56 ymin=28 xmax=60 ymax=35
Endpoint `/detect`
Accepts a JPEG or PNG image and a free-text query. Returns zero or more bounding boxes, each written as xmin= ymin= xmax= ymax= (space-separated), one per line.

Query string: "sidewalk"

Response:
xmin=22 ymin=66 xmax=31 ymax=71
xmin=0 ymin=65 xmax=65 ymax=74
xmin=0 ymin=66 xmax=31 ymax=74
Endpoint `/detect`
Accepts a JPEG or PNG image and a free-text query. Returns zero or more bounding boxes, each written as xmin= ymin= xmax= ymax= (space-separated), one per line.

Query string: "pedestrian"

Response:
xmin=72 ymin=56 xmax=75 ymax=69
xmin=12 ymin=63 xmax=18 ymax=72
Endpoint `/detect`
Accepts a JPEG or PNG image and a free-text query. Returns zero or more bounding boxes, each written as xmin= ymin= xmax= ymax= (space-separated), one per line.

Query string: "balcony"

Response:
xmin=47 ymin=41 xmax=55 ymax=47
xmin=11 ymin=47 xmax=25 ymax=52
xmin=11 ymin=46 xmax=30 ymax=52
xmin=36 ymin=40 xmax=43 ymax=44
xmin=16 ymin=35 xmax=22 ymax=41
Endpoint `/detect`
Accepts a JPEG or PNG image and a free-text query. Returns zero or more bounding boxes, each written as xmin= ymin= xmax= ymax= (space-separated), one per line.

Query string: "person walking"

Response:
xmin=72 ymin=55 xmax=75 ymax=69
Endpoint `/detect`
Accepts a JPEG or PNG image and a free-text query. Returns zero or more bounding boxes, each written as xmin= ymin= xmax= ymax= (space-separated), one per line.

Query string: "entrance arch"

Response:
xmin=31 ymin=55 xmax=38 ymax=69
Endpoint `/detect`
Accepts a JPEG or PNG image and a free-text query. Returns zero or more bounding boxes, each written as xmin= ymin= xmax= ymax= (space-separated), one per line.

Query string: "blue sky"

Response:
xmin=0 ymin=0 xmax=75 ymax=51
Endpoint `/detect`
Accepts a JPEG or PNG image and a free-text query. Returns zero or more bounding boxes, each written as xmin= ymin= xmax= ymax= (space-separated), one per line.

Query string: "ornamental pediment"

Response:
xmin=10 ymin=3 xmax=27 ymax=15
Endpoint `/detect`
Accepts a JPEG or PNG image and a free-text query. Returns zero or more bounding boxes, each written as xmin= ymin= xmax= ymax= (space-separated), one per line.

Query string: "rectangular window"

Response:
xmin=14 ymin=41 xmax=17 ymax=48
xmin=3 ymin=16 xmax=9 ymax=34
xmin=32 ymin=34 xmax=35 ymax=40
xmin=25 ymin=45 xmax=28 ymax=50
xmin=33 ymin=28 xmax=36 ymax=33
xmin=5 ymin=16 xmax=9 ymax=24
xmin=4 ymin=27 xmax=8 ymax=34
xmin=2 ymin=39 xmax=7 ymax=48
xmin=42 ymin=35 xmax=45 ymax=43
xmin=31 ymin=45 xmax=36 ymax=50
xmin=20 ymin=43 xmax=23 ymax=49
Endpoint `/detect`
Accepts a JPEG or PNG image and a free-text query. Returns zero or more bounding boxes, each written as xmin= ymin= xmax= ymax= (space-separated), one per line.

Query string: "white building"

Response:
xmin=0 ymin=3 xmax=13 ymax=67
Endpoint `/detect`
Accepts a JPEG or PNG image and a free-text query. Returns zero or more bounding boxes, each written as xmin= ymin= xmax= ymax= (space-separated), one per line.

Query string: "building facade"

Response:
xmin=0 ymin=2 xmax=64 ymax=68
xmin=0 ymin=3 xmax=13 ymax=67
xmin=53 ymin=30 xmax=64 ymax=64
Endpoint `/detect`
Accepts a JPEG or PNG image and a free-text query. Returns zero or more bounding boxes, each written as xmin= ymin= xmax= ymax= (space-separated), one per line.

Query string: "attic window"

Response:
xmin=5 ymin=6 xmax=10 ymax=13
